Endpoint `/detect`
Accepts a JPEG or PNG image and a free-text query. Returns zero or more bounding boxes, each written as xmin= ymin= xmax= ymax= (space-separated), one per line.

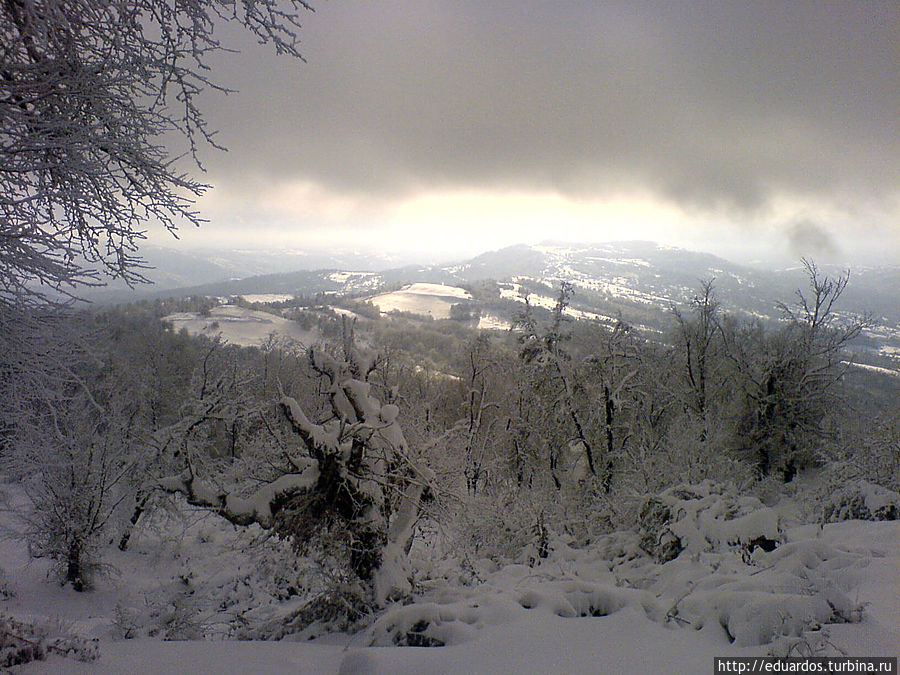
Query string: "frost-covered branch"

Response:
xmin=159 ymin=459 xmax=319 ymax=528
xmin=1 ymin=0 xmax=314 ymax=304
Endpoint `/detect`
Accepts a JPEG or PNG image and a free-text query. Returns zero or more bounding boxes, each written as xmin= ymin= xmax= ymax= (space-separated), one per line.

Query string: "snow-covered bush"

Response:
xmin=108 ymin=506 xmax=343 ymax=641
xmin=366 ymin=580 xmax=661 ymax=647
xmin=418 ymin=472 xmax=620 ymax=590
xmin=375 ymin=505 xmax=868 ymax=651
xmin=638 ymin=497 xmax=685 ymax=563
xmin=436 ymin=490 xmax=553 ymax=568
xmin=668 ymin=536 xmax=865 ymax=646
xmin=0 ymin=614 xmax=98 ymax=666
xmin=823 ymin=480 xmax=900 ymax=522
xmin=0 ymin=615 xmax=44 ymax=667
xmin=637 ymin=481 xmax=780 ymax=563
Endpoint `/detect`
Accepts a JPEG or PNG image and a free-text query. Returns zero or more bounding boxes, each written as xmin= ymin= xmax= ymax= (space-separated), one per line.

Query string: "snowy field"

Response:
xmin=238 ymin=294 xmax=296 ymax=305
xmin=477 ymin=313 xmax=512 ymax=331
xmin=368 ymin=283 xmax=472 ymax=319
xmin=2 ymin=478 xmax=897 ymax=674
xmin=847 ymin=361 xmax=900 ymax=378
xmin=499 ymin=283 xmax=616 ymax=324
xmin=162 ymin=305 xmax=318 ymax=348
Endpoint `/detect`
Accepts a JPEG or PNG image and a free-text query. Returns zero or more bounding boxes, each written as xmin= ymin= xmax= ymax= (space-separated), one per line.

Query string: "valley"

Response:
xmin=133 ymin=241 xmax=900 ymax=374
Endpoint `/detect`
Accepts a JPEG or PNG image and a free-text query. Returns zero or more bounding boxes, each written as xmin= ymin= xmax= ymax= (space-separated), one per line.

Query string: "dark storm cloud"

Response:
xmin=786 ymin=221 xmax=838 ymax=258
xmin=201 ymin=0 xmax=899 ymax=213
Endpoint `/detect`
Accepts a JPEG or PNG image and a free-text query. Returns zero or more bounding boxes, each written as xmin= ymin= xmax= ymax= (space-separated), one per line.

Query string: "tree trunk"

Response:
xmin=66 ymin=539 xmax=84 ymax=592
xmin=118 ymin=492 xmax=150 ymax=551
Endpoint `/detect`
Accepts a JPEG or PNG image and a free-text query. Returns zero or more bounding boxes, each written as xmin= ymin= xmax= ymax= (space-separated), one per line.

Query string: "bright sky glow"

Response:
xmin=156 ymin=1 xmax=899 ymax=266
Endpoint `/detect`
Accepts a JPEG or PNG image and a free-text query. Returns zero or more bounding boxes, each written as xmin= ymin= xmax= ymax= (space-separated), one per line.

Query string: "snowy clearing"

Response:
xmin=162 ymin=305 xmax=318 ymax=347
xmin=402 ymin=283 xmax=472 ymax=299
xmin=368 ymin=283 xmax=472 ymax=319
xmin=238 ymin=294 xmax=295 ymax=305
xmin=477 ymin=314 xmax=511 ymax=331
xmin=498 ymin=284 xmax=614 ymax=324
xmin=328 ymin=272 xmax=377 ymax=284
xmin=845 ymin=361 xmax=900 ymax=378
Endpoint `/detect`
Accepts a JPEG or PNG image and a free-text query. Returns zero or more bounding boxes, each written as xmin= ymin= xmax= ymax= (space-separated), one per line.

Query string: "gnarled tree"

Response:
xmin=161 ymin=333 xmax=433 ymax=607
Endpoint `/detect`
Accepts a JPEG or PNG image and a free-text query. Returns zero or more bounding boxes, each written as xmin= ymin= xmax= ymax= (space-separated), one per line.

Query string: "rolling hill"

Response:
xmin=88 ymin=241 xmax=900 ymax=371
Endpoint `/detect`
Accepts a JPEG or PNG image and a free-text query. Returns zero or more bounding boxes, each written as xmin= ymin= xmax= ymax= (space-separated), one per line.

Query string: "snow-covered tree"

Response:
xmin=457 ymin=334 xmax=509 ymax=495
xmin=161 ymin=331 xmax=434 ymax=607
xmin=514 ymin=283 xmax=602 ymax=487
xmin=6 ymin=316 xmax=142 ymax=589
xmin=1 ymin=0 xmax=312 ymax=301
xmin=725 ymin=260 xmax=869 ymax=479
xmin=1 ymin=2 xmax=315 ymax=549
xmin=671 ymin=279 xmax=724 ymax=441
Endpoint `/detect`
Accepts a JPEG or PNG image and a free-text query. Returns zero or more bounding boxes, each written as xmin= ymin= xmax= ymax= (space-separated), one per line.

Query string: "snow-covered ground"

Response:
xmin=328 ymin=272 xmax=377 ymax=285
xmin=162 ymin=305 xmax=318 ymax=348
xmin=498 ymin=282 xmax=615 ymax=324
xmin=2 ymin=477 xmax=897 ymax=674
xmin=368 ymin=283 xmax=472 ymax=319
xmin=477 ymin=314 xmax=511 ymax=331
xmin=846 ymin=361 xmax=900 ymax=378
xmin=238 ymin=294 xmax=295 ymax=305
xmin=402 ymin=283 xmax=472 ymax=300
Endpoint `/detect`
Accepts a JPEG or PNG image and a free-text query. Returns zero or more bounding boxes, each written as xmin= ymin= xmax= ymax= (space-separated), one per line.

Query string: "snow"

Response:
xmin=229 ymin=468 xmax=320 ymax=525
xmin=476 ymin=314 xmax=511 ymax=331
xmin=331 ymin=307 xmax=365 ymax=320
xmin=280 ymin=395 xmax=332 ymax=450
xmin=845 ymin=361 xmax=900 ymax=378
xmin=2 ymin=478 xmax=898 ymax=674
xmin=238 ymin=294 xmax=295 ymax=304
xmin=162 ymin=305 xmax=318 ymax=347
xmin=368 ymin=283 xmax=472 ymax=319
xmin=328 ymin=271 xmax=376 ymax=283
xmin=824 ymin=480 xmax=900 ymax=521
xmin=402 ymin=283 xmax=472 ymax=299
xmin=342 ymin=606 xmax=742 ymax=675
xmin=498 ymin=285 xmax=614 ymax=324
xmin=16 ymin=639 xmax=348 ymax=674
xmin=159 ymin=459 xmax=320 ymax=527
xmin=651 ymin=482 xmax=781 ymax=554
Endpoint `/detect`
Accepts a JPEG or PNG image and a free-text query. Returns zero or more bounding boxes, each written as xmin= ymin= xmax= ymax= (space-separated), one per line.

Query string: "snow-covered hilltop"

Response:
xmin=110 ymin=241 xmax=900 ymax=371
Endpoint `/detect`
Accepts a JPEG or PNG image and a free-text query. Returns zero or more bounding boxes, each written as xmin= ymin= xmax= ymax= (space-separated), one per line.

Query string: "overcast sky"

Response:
xmin=160 ymin=0 xmax=899 ymax=265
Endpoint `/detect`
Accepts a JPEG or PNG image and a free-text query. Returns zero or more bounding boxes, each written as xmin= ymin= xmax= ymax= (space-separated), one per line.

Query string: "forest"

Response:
xmin=2 ymin=263 xmax=898 ymax=662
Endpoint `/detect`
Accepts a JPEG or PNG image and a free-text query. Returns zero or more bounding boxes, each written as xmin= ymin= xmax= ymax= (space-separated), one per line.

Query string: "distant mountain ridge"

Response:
xmin=89 ymin=242 xmax=899 ymax=315
xmin=91 ymin=245 xmax=429 ymax=298
xmin=85 ymin=241 xmax=900 ymax=368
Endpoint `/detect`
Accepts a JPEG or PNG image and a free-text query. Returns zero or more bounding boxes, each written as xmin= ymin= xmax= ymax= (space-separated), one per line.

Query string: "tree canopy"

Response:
xmin=1 ymin=0 xmax=312 ymax=305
